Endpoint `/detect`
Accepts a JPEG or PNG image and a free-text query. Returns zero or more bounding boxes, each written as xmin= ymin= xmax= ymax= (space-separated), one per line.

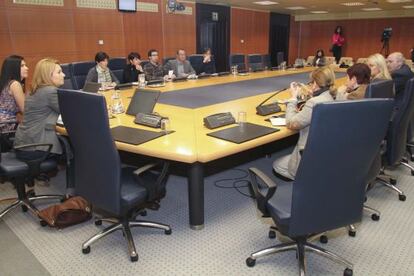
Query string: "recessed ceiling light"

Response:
xmin=386 ymin=0 xmax=412 ymax=3
xmin=362 ymin=7 xmax=383 ymax=11
xmin=285 ymin=6 xmax=306 ymax=10
xmin=310 ymin=11 xmax=329 ymax=13
xmin=403 ymin=4 xmax=414 ymax=7
xmin=253 ymin=1 xmax=279 ymax=5
xmin=341 ymin=2 xmax=365 ymax=6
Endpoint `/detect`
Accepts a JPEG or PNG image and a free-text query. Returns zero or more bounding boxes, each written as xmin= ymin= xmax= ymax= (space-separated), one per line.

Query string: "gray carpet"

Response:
xmin=1 ymin=149 xmax=414 ymax=275
xmin=158 ymin=72 xmax=346 ymax=108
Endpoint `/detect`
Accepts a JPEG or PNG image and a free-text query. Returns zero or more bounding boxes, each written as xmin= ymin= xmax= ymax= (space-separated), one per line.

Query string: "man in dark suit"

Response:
xmin=387 ymin=52 xmax=414 ymax=107
xmin=164 ymin=49 xmax=196 ymax=79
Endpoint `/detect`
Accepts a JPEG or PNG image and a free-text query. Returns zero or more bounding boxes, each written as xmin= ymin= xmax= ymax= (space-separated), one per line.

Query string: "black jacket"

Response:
xmin=123 ymin=64 xmax=143 ymax=83
xmin=392 ymin=64 xmax=414 ymax=107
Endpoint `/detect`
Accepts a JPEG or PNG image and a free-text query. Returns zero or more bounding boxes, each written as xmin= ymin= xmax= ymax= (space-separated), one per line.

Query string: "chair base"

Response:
xmin=82 ymin=217 xmax=172 ymax=262
xmin=246 ymin=237 xmax=353 ymax=275
xmin=0 ymin=194 xmax=65 ymax=221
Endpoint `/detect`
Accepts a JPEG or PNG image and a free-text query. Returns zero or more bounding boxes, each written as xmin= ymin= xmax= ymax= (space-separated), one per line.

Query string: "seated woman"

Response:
xmin=0 ymin=55 xmax=28 ymax=133
xmin=14 ymin=58 xmax=65 ymax=161
xmin=336 ymin=63 xmax=371 ymax=100
xmin=367 ymin=53 xmax=392 ymax=81
xmin=312 ymin=49 xmax=326 ymax=67
xmin=85 ymin=52 xmax=119 ymax=88
xmin=123 ymin=52 xmax=143 ymax=83
xmin=273 ymin=66 xmax=336 ymax=180
xmin=200 ymin=48 xmax=216 ymax=74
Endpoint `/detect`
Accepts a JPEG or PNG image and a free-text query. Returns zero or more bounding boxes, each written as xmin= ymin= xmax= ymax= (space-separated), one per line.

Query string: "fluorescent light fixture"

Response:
xmin=341 ymin=2 xmax=365 ymax=6
xmin=386 ymin=0 xmax=412 ymax=3
xmin=253 ymin=1 xmax=279 ymax=5
xmin=403 ymin=5 xmax=414 ymax=7
xmin=285 ymin=6 xmax=306 ymax=10
xmin=310 ymin=11 xmax=328 ymax=13
xmin=362 ymin=7 xmax=382 ymax=11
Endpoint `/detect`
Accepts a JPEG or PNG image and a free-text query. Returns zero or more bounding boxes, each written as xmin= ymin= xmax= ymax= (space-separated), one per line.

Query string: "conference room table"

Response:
xmin=58 ymin=67 xmax=346 ymax=230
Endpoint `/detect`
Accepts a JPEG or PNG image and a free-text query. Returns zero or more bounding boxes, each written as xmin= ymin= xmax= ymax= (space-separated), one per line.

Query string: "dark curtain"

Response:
xmin=269 ymin=13 xmax=290 ymax=66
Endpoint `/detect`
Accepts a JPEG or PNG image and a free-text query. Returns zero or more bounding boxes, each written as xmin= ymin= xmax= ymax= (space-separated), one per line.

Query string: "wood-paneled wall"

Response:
xmin=289 ymin=17 xmax=414 ymax=63
xmin=230 ymin=8 xmax=269 ymax=55
xmin=0 ymin=0 xmax=196 ymax=85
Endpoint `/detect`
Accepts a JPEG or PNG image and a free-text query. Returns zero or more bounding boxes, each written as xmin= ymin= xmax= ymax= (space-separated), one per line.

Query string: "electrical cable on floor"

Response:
xmin=213 ymin=169 xmax=254 ymax=198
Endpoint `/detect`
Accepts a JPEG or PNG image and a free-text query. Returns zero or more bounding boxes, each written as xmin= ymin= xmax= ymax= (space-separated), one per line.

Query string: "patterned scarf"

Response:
xmin=96 ymin=65 xmax=112 ymax=83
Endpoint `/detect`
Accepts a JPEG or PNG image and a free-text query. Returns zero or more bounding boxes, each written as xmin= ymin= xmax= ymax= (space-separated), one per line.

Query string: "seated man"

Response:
xmin=387 ymin=52 xmax=414 ymax=108
xmin=143 ymin=49 xmax=164 ymax=81
xmin=164 ymin=49 xmax=196 ymax=79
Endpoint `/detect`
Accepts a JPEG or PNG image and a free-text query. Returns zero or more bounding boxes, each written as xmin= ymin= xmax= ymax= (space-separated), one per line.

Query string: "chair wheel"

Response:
xmin=344 ymin=268 xmax=353 ymax=276
xmin=348 ymin=230 xmax=356 ymax=237
xmin=319 ymin=235 xmax=328 ymax=244
xmin=246 ymin=257 xmax=256 ymax=267
xmin=268 ymin=230 xmax=276 ymax=239
xmin=390 ymin=178 xmax=397 ymax=185
xmin=95 ymin=220 xmax=102 ymax=226
xmin=371 ymin=214 xmax=380 ymax=221
xmin=130 ymin=255 xmax=138 ymax=262
xmin=26 ymin=190 xmax=35 ymax=197
xmin=21 ymin=205 xmax=28 ymax=212
xmin=399 ymin=194 xmax=406 ymax=201
xmin=165 ymin=229 xmax=172 ymax=235
xmin=82 ymin=246 xmax=90 ymax=254
xmin=40 ymin=220 xmax=48 ymax=227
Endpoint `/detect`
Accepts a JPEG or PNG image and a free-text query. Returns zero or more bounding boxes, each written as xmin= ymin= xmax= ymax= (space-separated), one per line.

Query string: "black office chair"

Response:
xmin=70 ymin=61 xmax=96 ymax=90
xmin=162 ymin=57 xmax=175 ymax=65
xmin=0 ymin=130 xmax=65 ymax=223
xmin=140 ymin=59 xmax=149 ymax=68
xmin=229 ymin=54 xmax=246 ymax=71
xmin=262 ymin=54 xmax=271 ymax=68
xmin=60 ymin=63 xmax=74 ymax=90
xmin=246 ymin=99 xmax=394 ymax=276
xmin=188 ymin=54 xmax=204 ymax=74
xmin=108 ymin=57 xmax=125 ymax=83
xmin=58 ymin=89 xmax=171 ymax=262
xmin=247 ymin=54 xmax=264 ymax=71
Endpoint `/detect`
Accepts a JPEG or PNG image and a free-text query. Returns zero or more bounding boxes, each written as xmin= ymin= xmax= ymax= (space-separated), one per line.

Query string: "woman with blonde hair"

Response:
xmin=14 ymin=58 xmax=65 ymax=161
xmin=367 ymin=53 xmax=392 ymax=80
xmin=273 ymin=66 xmax=336 ymax=180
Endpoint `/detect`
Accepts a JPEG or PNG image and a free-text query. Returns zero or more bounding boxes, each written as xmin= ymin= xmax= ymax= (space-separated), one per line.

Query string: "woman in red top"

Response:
xmin=332 ymin=26 xmax=345 ymax=64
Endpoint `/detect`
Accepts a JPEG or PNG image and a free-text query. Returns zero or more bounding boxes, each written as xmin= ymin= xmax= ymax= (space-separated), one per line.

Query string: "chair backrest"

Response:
xmin=306 ymin=56 xmax=315 ymax=65
xmin=386 ymin=78 xmax=414 ymax=165
xmin=229 ymin=54 xmax=245 ymax=71
xmin=262 ymin=54 xmax=271 ymax=68
xmin=288 ymin=99 xmax=394 ymax=237
xmin=163 ymin=57 xmax=175 ymax=65
xmin=60 ymin=63 xmax=74 ymax=90
xmin=141 ymin=60 xmax=149 ymax=68
xmin=58 ymin=89 xmax=122 ymax=215
xmin=108 ymin=57 xmax=126 ymax=83
xmin=339 ymin=57 xmax=353 ymax=66
xmin=364 ymin=79 xmax=394 ymax=98
xmin=356 ymin=58 xmax=368 ymax=64
xmin=188 ymin=54 xmax=204 ymax=74
xmin=70 ymin=61 xmax=96 ymax=90
xmin=247 ymin=54 xmax=263 ymax=71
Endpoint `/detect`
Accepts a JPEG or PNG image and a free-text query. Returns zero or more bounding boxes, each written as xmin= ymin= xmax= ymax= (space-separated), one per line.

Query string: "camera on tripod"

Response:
xmin=381 ymin=27 xmax=392 ymax=42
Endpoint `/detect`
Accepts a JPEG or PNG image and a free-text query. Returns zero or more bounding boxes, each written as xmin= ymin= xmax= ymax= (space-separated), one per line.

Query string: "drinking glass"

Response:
xmin=161 ymin=118 xmax=171 ymax=133
xmin=138 ymin=74 xmax=146 ymax=88
xmin=238 ymin=111 xmax=247 ymax=124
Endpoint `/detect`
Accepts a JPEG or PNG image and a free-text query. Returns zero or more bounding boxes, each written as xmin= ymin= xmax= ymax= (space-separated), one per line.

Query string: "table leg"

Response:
xmin=188 ymin=162 xmax=204 ymax=230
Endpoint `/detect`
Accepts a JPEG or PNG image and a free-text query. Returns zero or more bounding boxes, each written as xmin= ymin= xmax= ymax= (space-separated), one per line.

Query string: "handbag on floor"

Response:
xmin=37 ymin=196 xmax=92 ymax=229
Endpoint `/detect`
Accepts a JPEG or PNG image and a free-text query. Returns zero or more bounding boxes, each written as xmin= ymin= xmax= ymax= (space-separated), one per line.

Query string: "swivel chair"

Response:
xmin=58 ymin=89 xmax=172 ymax=262
xmin=229 ymin=54 xmax=246 ymax=71
xmin=246 ymin=99 xmax=394 ymax=275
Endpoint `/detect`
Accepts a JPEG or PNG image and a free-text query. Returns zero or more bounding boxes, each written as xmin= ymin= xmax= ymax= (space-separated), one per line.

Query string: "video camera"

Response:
xmin=381 ymin=27 xmax=392 ymax=41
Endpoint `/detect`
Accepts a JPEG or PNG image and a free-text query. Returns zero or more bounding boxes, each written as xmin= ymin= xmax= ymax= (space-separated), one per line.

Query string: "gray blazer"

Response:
xmin=164 ymin=59 xmax=195 ymax=77
xmin=85 ymin=66 xmax=119 ymax=87
xmin=14 ymin=86 xmax=62 ymax=154
xmin=285 ymin=90 xmax=334 ymax=178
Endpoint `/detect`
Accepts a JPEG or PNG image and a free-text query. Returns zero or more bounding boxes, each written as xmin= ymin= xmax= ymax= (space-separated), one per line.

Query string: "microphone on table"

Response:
xmin=256 ymin=87 xmax=288 ymax=116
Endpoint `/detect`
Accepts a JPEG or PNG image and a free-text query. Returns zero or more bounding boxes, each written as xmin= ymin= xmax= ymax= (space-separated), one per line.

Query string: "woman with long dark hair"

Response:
xmin=0 ymin=55 xmax=28 ymax=132
xmin=332 ymin=26 xmax=345 ymax=64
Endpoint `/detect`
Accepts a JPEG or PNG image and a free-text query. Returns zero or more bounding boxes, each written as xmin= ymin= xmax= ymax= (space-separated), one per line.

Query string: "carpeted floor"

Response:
xmin=1 ymin=151 xmax=414 ymax=275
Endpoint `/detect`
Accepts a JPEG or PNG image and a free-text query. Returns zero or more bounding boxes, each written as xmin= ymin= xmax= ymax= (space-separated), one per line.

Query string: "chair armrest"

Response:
xmin=14 ymin=143 xmax=53 ymax=153
xmin=133 ymin=163 xmax=158 ymax=176
xmin=132 ymin=161 xmax=170 ymax=202
xmin=12 ymin=143 xmax=54 ymax=176
xmin=249 ymin=167 xmax=277 ymax=216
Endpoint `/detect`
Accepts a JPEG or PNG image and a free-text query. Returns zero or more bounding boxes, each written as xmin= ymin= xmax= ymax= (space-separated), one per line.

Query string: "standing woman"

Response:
xmin=0 ymin=55 xmax=28 ymax=132
xmin=14 ymin=58 xmax=65 ymax=161
xmin=332 ymin=26 xmax=345 ymax=64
